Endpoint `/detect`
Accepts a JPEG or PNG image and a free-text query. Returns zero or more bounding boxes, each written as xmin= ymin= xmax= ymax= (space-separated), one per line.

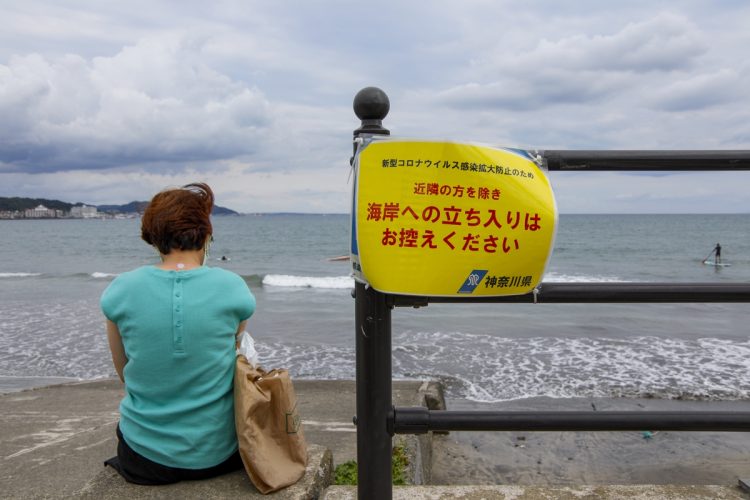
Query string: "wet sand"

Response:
xmin=432 ymin=396 xmax=750 ymax=486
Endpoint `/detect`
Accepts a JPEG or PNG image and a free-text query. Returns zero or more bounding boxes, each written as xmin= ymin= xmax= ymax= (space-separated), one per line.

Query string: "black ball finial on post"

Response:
xmin=353 ymin=86 xmax=390 ymax=136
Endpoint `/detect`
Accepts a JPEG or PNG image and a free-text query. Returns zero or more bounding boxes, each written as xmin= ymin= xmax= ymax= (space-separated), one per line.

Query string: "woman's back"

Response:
xmin=102 ymin=265 xmax=255 ymax=468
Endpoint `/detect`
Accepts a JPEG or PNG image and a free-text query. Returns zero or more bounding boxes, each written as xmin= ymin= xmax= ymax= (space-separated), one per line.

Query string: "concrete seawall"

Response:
xmin=2 ymin=379 xmax=749 ymax=499
xmin=0 ymin=378 xmax=434 ymax=499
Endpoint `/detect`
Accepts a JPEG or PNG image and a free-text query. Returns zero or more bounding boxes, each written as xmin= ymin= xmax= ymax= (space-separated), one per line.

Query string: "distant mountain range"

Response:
xmin=0 ymin=196 xmax=239 ymax=215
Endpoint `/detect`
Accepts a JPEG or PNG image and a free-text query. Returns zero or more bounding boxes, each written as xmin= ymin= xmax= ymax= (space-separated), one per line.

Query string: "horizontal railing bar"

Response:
xmin=389 ymin=282 xmax=750 ymax=307
xmin=542 ymin=150 xmax=750 ymax=171
xmin=392 ymin=407 xmax=750 ymax=434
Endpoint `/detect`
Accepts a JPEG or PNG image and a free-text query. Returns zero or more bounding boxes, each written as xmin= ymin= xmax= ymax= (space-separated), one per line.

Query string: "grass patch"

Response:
xmin=391 ymin=443 xmax=409 ymax=485
xmin=334 ymin=443 xmax=410 ymax=485
xmin=333 ymin=460 xmax=358 ymax=485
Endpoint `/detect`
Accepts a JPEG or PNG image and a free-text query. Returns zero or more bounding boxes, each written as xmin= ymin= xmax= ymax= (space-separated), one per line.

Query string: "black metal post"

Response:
xmin=542 ymin=150 xmax=750 ymax=171
xmin=391 ymin=282 xmax=750 ymax=307
xmin=353 ymin=87 xmax=392 ymax=500
xmin=393 ymin=407 xmax=750 ymax=433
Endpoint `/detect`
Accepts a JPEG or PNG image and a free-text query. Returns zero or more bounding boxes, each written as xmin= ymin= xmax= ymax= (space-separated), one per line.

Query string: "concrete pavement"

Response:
xmin=322 ymin=484 xmax=750 ymax=499
xmin=2 ymin=379 xmax=749 ymax=499
xmin=0 ymin=378 xmax=432 ymax=499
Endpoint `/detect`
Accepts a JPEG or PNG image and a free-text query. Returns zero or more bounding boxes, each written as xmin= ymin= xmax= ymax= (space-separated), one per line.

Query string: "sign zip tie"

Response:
xmin=348 ymin=137 xmax=365 ymax=183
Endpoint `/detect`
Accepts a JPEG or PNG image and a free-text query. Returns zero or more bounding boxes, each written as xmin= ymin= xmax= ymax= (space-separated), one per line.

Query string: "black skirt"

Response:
xmin=104 ymin=424 xmax=243 ymax=485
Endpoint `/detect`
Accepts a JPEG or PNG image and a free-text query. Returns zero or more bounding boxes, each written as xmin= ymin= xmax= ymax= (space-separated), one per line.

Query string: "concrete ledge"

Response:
xmin=1 ymin=379 xmax=431 ymax=497
xmin=321 ymin=484 xmax=750 ymax=499
xmin=75 ymin=443 xmax=332 ymax=499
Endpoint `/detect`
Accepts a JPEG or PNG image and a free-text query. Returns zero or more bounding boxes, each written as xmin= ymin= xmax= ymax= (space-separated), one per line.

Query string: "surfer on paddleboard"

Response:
xmin=703 ymin=243 xmax=723 ymax=265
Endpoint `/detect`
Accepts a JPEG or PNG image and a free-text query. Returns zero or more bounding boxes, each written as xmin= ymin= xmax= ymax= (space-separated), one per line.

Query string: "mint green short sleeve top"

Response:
xmin=100 ymin=265 xmax=255 ymax=469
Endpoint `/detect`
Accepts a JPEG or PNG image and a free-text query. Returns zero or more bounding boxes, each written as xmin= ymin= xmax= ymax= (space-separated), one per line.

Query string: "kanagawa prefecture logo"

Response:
xmin=457 ymin=270 xmax=488 ymax=294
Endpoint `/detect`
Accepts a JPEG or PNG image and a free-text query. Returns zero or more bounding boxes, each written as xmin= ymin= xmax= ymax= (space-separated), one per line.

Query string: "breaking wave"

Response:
xmin=262 ymin=274 xmax=354 ymax=289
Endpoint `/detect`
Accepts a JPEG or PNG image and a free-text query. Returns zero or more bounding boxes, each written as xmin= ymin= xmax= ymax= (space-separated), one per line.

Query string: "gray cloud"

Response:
xmin=648 ymin=70 xmax=744 ymax=112
xmin=0 ymin=36 xmax=273 ymax=172
xmin=525 ymin=14 xmax=705 ymax=72
xmin=433 ymin=14 xmax=710 ymax=111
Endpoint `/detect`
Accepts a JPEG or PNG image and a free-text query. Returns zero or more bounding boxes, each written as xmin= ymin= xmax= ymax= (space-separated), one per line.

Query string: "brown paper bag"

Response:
xmin=234 ymin=355 xmax=308 ymax=494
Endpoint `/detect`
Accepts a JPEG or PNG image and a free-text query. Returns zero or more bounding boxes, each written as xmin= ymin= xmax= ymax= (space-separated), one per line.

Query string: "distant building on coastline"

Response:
xmin=24 ymin=204 xmax=63 ymax=218
xmin=70 ymin=205 xmax=99 ymax=218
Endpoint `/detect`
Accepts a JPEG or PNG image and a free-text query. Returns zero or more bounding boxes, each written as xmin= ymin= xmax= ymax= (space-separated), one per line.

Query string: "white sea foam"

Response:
xmin=4 ymin=303 xmax=749 ymax=402
xmin=262 ymin=274 xmax=354 ymax=289
xmin=390 ymin=331 xmax=750 ymax=402
xmin=543 ymin=271 xmax=630 ymax=283
xmin=262 ymin=272 xmax=623 ymax=288
xmin=91 ymin=272 xmax=118 ymax=278
xmin=234 ymin=331 xmax=750 ymax=403
xmin=0 ymin=272 xmax=42 ymax=278
xmin=259 ymin=342 xmax=354 ymax=380
xmin=0 ymin=300 xmax=115 ymax=381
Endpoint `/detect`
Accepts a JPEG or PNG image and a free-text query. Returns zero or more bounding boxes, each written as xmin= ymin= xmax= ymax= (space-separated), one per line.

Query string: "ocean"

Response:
xmin=1 ymin=214 xmax=749 ymax=404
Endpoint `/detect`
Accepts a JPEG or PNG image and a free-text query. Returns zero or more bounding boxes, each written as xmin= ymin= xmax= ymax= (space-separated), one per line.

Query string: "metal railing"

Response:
xmin=350 ymin=86 xmax=750 ymax=500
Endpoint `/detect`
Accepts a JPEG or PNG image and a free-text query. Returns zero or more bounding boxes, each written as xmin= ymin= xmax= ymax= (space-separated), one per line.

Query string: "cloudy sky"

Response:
xmin=1 ymin=0 xmax=749 ymax=213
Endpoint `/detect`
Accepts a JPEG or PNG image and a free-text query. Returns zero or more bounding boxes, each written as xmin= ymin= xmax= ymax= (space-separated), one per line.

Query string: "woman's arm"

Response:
xmin=106 ymin=320 xmax=127 ymax=382
xmin=235 ymin=320 xmax=249 ymax=348
xmin=236 ymin=320 xmax=248 ymax=337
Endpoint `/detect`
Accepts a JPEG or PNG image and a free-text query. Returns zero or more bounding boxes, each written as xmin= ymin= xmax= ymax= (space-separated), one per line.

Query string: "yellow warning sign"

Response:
xmin=351 ymin=139 xmax=557 ymax=297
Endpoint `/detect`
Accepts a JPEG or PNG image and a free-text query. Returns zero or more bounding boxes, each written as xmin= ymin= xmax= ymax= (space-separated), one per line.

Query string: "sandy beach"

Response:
xmin=432 ymin=396 xmax=750 ymax=486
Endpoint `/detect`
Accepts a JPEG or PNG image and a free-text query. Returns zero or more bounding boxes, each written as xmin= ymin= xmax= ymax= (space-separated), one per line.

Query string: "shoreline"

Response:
xmin=0 ymin=375 xmax=86 ymax=394
xmin=7 ymin=374 xmax=750 ymax=402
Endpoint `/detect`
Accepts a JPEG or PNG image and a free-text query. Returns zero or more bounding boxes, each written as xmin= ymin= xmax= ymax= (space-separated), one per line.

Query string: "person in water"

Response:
xmin=100 ymin=183 xmax=255 ymax=484
xmin=714 ymin=243 xmax=722 ymax=263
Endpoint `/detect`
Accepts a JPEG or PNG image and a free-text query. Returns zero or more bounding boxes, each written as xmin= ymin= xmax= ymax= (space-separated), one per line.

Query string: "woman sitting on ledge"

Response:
xmin=100 ymin=182 xmax=255 ymax=484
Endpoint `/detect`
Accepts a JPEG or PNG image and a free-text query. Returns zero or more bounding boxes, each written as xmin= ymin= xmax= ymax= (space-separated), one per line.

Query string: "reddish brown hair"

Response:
xmin=141 ymin=183 xmax=214 ymax=255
